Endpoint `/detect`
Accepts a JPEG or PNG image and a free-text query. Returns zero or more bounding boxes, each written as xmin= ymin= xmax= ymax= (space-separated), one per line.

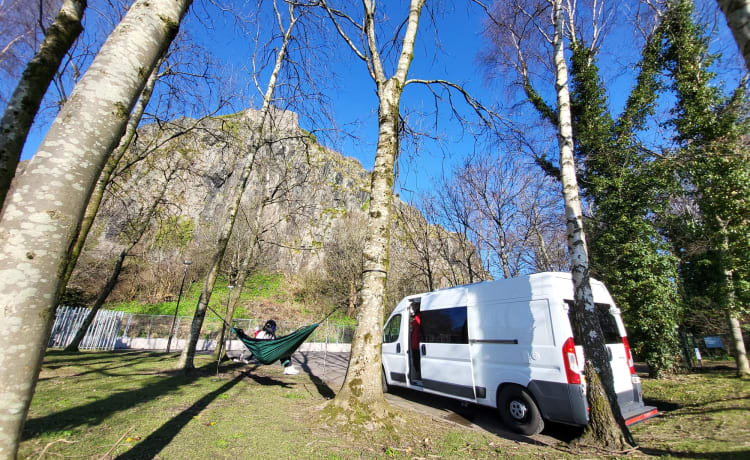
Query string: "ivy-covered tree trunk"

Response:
xmin=0 ymin=0 xmax=190 ymax=456
xmin=0 ymin=0 xmax=86 ymax=212
xmin=716 ymin=0 xmax=750 ymax=71
xmin=550 ymin=0 xmax=634 ymax=449
xmin=663 ymin=0 xmax=750 ymax=378
xmin=568 ymin=30 xmax=682 ymax=378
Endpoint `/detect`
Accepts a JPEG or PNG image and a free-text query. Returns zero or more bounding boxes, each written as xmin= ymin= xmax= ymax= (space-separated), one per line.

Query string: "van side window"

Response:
xmin=421 ymin=307 xmax=468 ymax=344
xmin=384 ymin=314 xmax=402 ymax=343
xmin=565 ymin=300 xmax=622 ymax=344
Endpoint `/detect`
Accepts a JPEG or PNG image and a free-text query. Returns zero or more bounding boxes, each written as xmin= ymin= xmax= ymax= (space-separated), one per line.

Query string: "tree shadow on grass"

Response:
xmin=42 ymin=350 xmax=158 ymax=369
xmin=23 ymin=361 xmax=245 ymax=440
xmin=644 ymin=394 xmax=750 ymax=414
xmin=114 ymin=372 xmax=246 ymax=460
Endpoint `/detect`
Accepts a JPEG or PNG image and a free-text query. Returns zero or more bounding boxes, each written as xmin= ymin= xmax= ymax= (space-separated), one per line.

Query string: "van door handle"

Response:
xmin=421 ymin=344 xmax=426 ymax=355
xmin=396 ymin=343 xmax=400 ymax=353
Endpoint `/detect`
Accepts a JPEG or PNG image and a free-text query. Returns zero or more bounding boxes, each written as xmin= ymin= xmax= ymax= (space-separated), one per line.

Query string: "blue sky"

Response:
xmin=16 ymin=0 xmax=745 ymax=205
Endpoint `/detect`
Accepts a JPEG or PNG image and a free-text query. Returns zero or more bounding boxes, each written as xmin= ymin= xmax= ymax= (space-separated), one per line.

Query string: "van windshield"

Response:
xmin=564 ymin=300 xmax=622 ymax=345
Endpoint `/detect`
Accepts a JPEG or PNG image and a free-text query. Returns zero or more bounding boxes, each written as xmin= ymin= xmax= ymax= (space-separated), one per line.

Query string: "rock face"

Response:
xmin=75 ymin=108 xmax=479 ymax=303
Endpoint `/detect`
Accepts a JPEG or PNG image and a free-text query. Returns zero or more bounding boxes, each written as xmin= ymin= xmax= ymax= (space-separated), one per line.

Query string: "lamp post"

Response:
xmin=217 ymin=284 xmax=234 ymax=361
xmin=166 ymin=259 xmax=191 ymax=353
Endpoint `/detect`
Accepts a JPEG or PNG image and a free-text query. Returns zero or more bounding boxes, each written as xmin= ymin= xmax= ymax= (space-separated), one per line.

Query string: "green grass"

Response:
xmin=631 ymin=363 xmax=750 ymax=458
xmin=19 ymin=352 xmax=570 ymax=459
xmin=106 ymin=273 xmax=287 ymax=318
xmin=20 ymin=353 xmax=748 ymax=459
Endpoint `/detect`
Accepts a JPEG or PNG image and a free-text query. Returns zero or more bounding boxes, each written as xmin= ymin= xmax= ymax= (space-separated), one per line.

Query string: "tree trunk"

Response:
xmin=0 ymin=0 xmax=87 ymax=212
xmin=60 ymin=57 xmax=163 ymax=290
xmin=0 ymin=0 xmax=190 ymax=456
xmin=332 ymin=80 xmax=401 ymax=417
xmin=176 ymin=151 xmax=254 ymax=371
xmin=727 ymin=310 xmax=750 ymax=377
xmin=549 ymin=0 xmax=635 ymax=449
xmin=212 ymin=199 xmax=265 ymax=361
xmin=720 ymin=233 xmax=750 ymax=377
xmin=716 ymin=0 xmax=750 ymax=71
xmin=177 ymin=11 xmax=297 ymax=371
xmin=65 ymin=165 xmax=176 ymax=352
xmin=63 ymin=249 xmax=127 ymax=351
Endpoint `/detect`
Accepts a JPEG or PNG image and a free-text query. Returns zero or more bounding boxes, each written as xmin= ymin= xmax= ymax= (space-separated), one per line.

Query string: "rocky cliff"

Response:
xmin=72 ymin=108 xmax=478 ymax=306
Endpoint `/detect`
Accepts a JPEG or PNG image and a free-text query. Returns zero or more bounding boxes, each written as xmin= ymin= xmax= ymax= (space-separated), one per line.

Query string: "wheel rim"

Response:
xmin=509 ymin=399 xmax=528 ymax=420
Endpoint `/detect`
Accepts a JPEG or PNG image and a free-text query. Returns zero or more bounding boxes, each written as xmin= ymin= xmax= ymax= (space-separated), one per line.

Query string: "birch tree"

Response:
xmin=316 ymin=0 xmax=426 ymax=420
xmin=0 ymin=0 xmax=86 ymax=210
xmin=0 ymin=0 xmax=191 ymax=455
xmin=478 ymin=0 xmax=636 ymax=447
xmin=60 ymin=57 xmax=163 ymax=289
xmin=717 ymin=0 xmax=750 ymax=70
xmin=549 ymin=0 xmax=635 ymax=448
xmin=177 ymin=0 xmax=301 ymax=371
xmin=318 ymin=0 xmax=493 ymax=420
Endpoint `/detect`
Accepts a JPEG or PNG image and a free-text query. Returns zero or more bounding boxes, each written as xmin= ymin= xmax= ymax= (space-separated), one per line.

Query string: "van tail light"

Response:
xmin=563 ymin=337 xmax=581 ymax=384
xmin=622 ymin=337 xmax=636 ymax=375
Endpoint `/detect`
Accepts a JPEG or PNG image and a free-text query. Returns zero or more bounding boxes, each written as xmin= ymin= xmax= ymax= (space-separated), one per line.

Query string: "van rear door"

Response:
xmin=566 ymin=302 xmax=637 ymax=404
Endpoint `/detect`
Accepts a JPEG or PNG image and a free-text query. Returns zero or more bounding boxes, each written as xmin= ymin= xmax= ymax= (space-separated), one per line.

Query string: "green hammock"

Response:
xmin=231 ymin=324 xmax=319 ymax=365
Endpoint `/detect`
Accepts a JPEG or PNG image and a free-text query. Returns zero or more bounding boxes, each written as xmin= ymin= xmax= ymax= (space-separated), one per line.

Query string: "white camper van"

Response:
xmin=381 ymin=272 xmax=657 ymax=435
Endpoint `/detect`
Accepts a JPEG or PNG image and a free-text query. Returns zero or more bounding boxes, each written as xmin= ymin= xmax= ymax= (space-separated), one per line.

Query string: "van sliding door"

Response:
xmin=419 ymin=288 xmax=479 ymax=401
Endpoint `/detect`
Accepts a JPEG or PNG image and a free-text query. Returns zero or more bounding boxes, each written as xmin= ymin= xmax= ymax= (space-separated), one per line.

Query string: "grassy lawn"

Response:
xmin=632 ymin=363 xmax=750 ymax=458
xmin=19 ymin=353 xmax=750 ymax=459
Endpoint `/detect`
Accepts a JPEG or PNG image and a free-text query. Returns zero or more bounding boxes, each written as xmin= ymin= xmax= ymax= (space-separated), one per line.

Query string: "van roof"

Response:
xmin=429 ymin=272 xmax=601 ymax=291
xmin=394 ymin=272 xmax=612 ymax=312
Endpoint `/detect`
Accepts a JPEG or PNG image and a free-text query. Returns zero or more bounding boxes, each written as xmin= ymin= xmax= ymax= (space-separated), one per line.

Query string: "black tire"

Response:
xmin=381 ymin=368 xmax=389 ymax=393
xmin=497 ymin=385 xmax=544 ymax=435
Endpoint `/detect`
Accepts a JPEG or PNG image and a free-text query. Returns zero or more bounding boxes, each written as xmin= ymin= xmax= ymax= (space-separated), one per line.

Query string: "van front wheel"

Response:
xmin=498 ymin=386 xmax=544 ymax=435
xmin=381 ymin=368 xmax=389 ymax=393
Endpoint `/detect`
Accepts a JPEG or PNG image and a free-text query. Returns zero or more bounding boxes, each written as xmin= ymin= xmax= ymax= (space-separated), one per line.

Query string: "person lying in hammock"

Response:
xmin=255 ymin=319 xmax=300 ymax=375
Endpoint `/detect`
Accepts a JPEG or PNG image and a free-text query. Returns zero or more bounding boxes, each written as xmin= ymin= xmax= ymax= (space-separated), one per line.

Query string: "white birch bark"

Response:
xmin=0 ymin=0 xmax=191 ymax=456
xmin=177 ymin=6 xmax=297 ymax=371
xmin=550 ymin=0 xmax=634 ymax=448
xmin=717 ymin=0 xmax=750 ymax=71
xmin=331 ymin=0 xmax=425 ymax=415
xmin=0 ymin=0 xmax=87 ymax=211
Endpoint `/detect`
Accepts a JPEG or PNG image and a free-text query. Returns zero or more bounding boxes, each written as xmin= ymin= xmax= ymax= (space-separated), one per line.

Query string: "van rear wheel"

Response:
xmin=498 ymin=386 xmax=544 ymax=435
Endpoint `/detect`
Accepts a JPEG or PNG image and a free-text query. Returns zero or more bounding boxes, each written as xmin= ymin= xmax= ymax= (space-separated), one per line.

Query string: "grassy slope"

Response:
xmin=105 ymin=272 xmax=355 ymax=327
xmin=19 ymin=353 xmax=750 ymax=459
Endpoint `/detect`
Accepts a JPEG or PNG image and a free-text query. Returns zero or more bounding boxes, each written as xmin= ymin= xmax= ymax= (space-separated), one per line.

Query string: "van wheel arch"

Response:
xmin=496 ymin=383 xmax=545 ymax=436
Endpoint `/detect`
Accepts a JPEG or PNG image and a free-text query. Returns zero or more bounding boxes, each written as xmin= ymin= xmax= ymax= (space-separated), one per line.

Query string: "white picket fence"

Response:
xmin=48 ymin=306 xmax=124 ymax=350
